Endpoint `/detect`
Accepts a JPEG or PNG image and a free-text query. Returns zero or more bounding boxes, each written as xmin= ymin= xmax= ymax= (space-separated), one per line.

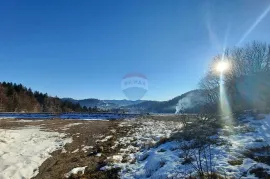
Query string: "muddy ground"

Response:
xmin=0 ymin=119 xmax=135 ymax=179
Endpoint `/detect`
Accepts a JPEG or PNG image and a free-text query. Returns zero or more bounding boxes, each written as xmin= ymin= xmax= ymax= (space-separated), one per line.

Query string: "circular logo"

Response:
xmin=121 ymin=73 xmax=148 ymax=101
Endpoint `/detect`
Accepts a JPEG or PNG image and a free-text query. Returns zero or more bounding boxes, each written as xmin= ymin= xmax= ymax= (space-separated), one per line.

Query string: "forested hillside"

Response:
xmin=0 ymin=82 xmax=98 ymax=113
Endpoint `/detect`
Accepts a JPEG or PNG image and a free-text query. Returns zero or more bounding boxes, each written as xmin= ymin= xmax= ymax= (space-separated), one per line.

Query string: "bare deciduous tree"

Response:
xmin=200 ymin=41 xmax=270 ymax=113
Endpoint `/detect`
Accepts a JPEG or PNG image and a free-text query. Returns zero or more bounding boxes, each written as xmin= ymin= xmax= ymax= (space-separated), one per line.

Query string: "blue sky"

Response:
xmin=1 ymin=0 xmax=270 ymax=101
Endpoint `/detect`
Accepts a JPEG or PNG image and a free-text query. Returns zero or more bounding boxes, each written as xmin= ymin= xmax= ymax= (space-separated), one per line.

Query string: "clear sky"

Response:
xmin=1 ymin=0 xmax=270 ymax=101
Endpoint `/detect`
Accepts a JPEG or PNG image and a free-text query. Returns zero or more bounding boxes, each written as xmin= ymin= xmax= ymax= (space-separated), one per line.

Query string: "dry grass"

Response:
xmin=228 ymin=159 xmax=243 ymax=166
xmin=0 ymin=119 xmax=134 ymax=179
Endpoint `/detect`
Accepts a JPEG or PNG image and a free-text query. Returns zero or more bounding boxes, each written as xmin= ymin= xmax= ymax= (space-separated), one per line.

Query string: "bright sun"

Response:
xmin=216 ymin=61 xmax=230 ymax=73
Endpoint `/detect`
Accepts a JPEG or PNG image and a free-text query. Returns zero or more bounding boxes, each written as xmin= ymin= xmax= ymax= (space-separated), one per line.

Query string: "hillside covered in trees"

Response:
xmin=0 ymin=82 xmax=100 ymax=113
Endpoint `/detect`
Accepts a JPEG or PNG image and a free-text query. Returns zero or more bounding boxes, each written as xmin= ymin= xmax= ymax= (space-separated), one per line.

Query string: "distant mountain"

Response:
xmin=61 ymin=98 xmax=147 ymax=109
xmin=62 ymin=90 xmax=207 ymax=113
xmin=125 ymin=90 xmax=206 ymax=113
xmin=103 ymin=100 xmax=145 ymax=106
xmin=123 ymin=101 xmax=161 ymax=113
xmin=61 ymin=98 xmax=77 ymax=103
xmin=62 ymin=98 xmax=106 ymax=108
xmin=0 ymin=82 xmax=206 ymax=114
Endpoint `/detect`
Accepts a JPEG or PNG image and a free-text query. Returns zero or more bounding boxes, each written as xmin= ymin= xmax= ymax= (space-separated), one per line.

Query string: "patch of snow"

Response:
xmin=93 ymin=134 xmax=104 ymax=139
xmin=96 ymin=153 xmax=102 ymax=157
xmin=0 ymin=127 xmax=72 ymax=179
xmin=110 ymin=129 xmax=116 ymax=133
xmin=71 ymin=149 xmax=79 ymax=153
xmin=82 ymin=146 xmax=93 ymax=153
xmin=97 ymin=135 xmax=113 ymax=143
xmin=64 ymin=166 xmax=87 ymax=178
xmin=106 ymin=118 xmax=183 ymax=178
xmin=61 ymin=148 xmax=68 ymax=153
xmin=111 ymin=141 xmax=119 ymax=149
xmin=112 ymin=155 xmax=123 ymax=163
xmin=61 ymin=123 xmax=83 ymax=130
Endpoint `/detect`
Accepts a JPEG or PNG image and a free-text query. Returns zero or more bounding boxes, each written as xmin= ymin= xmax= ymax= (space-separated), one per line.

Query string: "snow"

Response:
xmin=103 ymin=119 xmax=183 ymax=178
xmin=210 ymin=114 xmax=270 ymax=177
xmin=62 ymin=148 xmax=68 ymax=153
xmin=112 ymin=155 xmax=123 ymax=163
xmin=103 ymin=115 xmax=270 ymax=178
xmin=97 ymin=135 xmax=113 ymax=143
xmin=82 ymin=145 xmax=93 ymax=153
xmin=61 ymin=122 xmax=83 ymax=130
xmin=119 ymin=141 xmax=186 ymax=179
xmin=96 ymin=153 xmax=102 ymax=157
xmin=0 ymin=127 xmax=72 ymax=179
xmin=72 ymin=149 xmax=79 ymax=153
xmin=220 ymin=114 xmax=270 ymax=151
xmin=64 ymin=166 xmax=87 ymax=178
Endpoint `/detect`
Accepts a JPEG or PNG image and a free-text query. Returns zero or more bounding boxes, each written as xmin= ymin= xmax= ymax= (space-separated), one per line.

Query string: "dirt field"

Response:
xmin=0 ymin=119 xmax=133 ymax=179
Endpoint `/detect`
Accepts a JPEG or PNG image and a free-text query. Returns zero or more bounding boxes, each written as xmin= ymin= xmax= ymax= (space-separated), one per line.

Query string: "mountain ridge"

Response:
xmin=62 ymin=89 xmax=206 ymax=113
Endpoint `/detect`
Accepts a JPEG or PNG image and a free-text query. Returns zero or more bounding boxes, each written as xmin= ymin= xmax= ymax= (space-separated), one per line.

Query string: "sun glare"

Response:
xmin=216 ymin=61 xmax=230 ymax=73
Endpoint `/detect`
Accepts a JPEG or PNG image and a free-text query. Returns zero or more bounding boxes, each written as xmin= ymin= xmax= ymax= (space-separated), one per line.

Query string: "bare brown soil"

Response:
xmin=0 ymin=119 xmax=134 ymax=179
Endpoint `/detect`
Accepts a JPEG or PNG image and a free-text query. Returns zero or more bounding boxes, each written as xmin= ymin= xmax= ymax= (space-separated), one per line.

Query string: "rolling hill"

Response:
xmin=124 ymin=90 xmax=206 ymax=113
xmin=62 ymin=90 xmax=207 ymax=113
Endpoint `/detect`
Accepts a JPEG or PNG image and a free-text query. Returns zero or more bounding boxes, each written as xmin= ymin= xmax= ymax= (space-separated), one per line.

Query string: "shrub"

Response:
xmin=228 ymin=159 xmax=243 ymax=166
xmin=250 ymin=167 xmax=270 ymax=178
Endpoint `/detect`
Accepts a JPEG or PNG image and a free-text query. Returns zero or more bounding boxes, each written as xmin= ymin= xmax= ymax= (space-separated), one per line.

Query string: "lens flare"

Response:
xmin=238 ymin=4 xmax=270 ymax=45
xmin=216 ymin=61 xmax=230 ymax=73
xmin=215 ymin=59 xmax=233 ymax=126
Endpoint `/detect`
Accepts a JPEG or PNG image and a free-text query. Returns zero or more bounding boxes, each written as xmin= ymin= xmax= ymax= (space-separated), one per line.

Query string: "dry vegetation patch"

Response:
xmin=0 ymin=119 xmax=135 ymax=179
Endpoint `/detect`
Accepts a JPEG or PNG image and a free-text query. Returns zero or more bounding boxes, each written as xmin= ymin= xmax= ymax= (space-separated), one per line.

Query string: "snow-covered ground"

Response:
xmin=215 ymin=114 xmax=270 ymax=177
xmin=0 ymin=126 xmax=72 ymax=179
xmin=103 ymin=115 xmax=270 ymax=178
xmin=101 ymin=119 xmax=184 ymax=178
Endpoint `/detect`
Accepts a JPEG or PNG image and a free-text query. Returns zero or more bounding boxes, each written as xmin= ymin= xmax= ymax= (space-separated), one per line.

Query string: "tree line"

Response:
xmin=0 ymin=82 xmax=102 ymax=113
xmin=199 ymin=41 xmax=270 ymax=114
